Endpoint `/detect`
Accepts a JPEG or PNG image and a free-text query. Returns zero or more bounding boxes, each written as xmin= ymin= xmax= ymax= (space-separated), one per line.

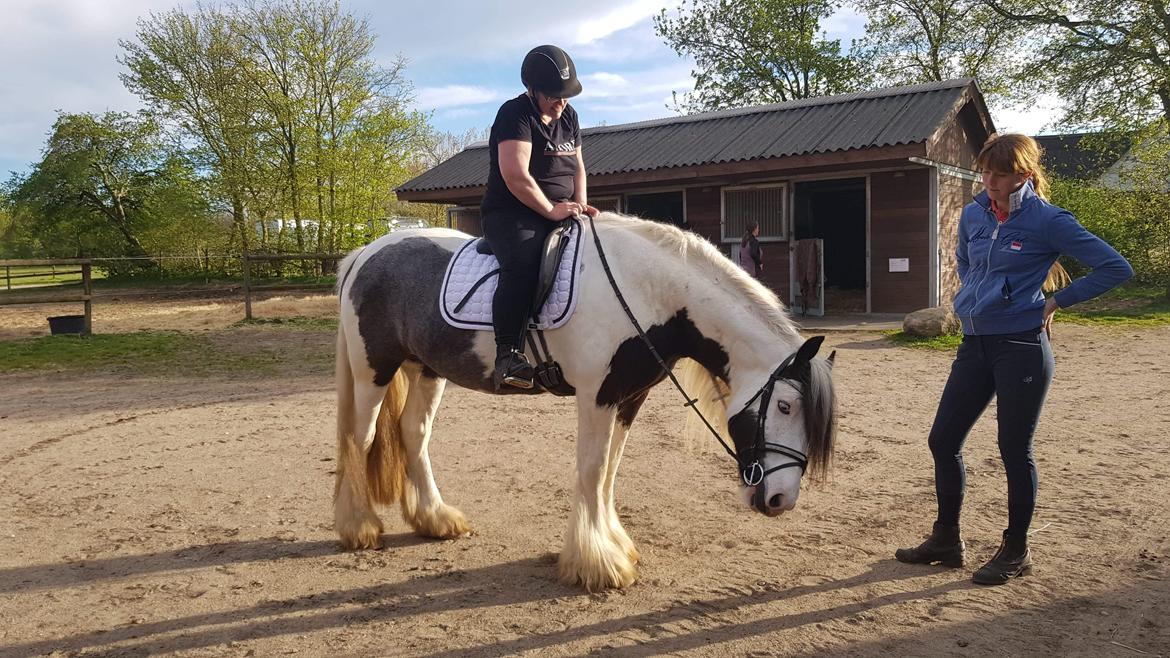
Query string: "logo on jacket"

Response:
xmin=1010 ymin=241 xmax=1023 ymax=251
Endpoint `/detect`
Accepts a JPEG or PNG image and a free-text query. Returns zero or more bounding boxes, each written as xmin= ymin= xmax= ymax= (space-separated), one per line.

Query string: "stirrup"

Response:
xmin=495 ymin=350 xmax=534 ymax=390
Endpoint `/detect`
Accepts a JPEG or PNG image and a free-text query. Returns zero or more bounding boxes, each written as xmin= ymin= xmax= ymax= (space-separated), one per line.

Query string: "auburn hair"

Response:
xmin=977 ymin=133 xmax=1069 ymax=292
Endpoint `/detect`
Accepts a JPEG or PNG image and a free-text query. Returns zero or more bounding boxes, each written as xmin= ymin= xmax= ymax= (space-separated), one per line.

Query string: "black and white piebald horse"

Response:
xmin=334 ymin=211 xmax=837 ymax=591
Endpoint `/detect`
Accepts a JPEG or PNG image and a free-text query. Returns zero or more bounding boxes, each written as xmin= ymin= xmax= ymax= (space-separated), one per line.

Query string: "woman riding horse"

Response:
xmin=481 ymin=44 xmax=598 ymax=390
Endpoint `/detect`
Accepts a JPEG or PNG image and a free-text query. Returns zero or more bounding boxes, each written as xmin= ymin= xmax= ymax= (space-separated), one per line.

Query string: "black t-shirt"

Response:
xmin=481 ymin=94 xmax=580 ymax=215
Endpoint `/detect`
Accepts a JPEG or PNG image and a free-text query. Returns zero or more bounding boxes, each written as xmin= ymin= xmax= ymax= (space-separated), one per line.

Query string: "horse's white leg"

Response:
xmin=334 ymin=370 xmax=391 ymax=550
xmin=397 ymin=363 xmax=470 ymax=539
xmin=559 ymin=398 xmax=636 ymax=591
xmin=605 ymin=392 xmax=648 ymax=565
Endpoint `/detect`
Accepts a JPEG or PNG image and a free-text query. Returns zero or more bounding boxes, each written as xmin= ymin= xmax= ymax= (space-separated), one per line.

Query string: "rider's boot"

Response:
xmin=494 ymin=347 xmax=534 ymax=390
xmin=972 ymin=530 xmax=1032 ymax=585
xmin=895 ymin=521 xmax=965 ymax=567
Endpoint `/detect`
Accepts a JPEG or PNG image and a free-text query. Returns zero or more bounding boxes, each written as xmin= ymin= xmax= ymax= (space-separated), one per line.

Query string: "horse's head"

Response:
xmin=729 ymin=336 xmax=836 ymax=516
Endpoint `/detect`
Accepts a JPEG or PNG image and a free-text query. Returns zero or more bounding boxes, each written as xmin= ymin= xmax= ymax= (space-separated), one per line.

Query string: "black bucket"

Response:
xmin=47 ymin=314 xmax=86 ymax=335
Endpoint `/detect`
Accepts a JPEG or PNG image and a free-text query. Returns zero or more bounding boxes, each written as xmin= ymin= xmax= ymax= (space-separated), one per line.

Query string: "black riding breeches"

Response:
xmin=482 ymin=209 xmax=555 ymax=351
xmin=927 ymin=328 xmax=1054 ymax=535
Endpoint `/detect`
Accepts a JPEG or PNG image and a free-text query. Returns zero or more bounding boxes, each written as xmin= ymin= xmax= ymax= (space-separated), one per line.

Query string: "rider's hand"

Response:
xmin=546 ymin=201 xmax=581 ymax=221
xmin=583 ymin=204 xmax=600 ymax=219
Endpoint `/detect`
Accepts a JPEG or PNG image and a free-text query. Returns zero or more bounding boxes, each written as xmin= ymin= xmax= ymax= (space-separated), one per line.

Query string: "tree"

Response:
xmin=852 ymin=0 xmax=1026 ymax=98
xmin=982 ymin=0 xmax=1170 ymax=133
xmin=120 ymin=5 xmax=266 ymax=250
xmin=5 ymin=112 xmax=204 ymax=266
xmin=654 ymin=0 xmax=867 ymax=112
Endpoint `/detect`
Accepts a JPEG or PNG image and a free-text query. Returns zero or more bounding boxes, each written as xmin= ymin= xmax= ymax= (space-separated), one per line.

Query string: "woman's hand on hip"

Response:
xmin=1043 ymin=297 xmax=1059 ymax=338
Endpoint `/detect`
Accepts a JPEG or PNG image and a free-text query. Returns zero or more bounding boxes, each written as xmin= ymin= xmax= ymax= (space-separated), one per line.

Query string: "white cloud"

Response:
xmin=992 ymin=94 xmax=1065 ymax=135
xmin=574 ymin=0 xmax=665 ymax=44
xmin=413 ymin=85 xmax=503 ymax=111
xmin=822 ymin=5 xmax=868 ymax=43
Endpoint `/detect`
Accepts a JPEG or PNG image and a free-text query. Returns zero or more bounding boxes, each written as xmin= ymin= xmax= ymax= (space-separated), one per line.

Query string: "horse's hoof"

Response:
xmin=337 ymin=518 xmax=383 ymax=550
xmin=558 ymin=550 xmax=637 ymax=591
xmin=408 ymin=504 xmax=471 ymax=539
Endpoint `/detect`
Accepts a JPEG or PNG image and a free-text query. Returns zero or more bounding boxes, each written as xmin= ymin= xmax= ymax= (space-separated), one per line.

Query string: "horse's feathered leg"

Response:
xmin=397 ymin=362 xmax=470 ymax=539
xmin=334 ymin=326 xmax=407 ymax=550
xmin=606 ymin=391 xmax=649 ymax=566
xmin=559 ymin=395 xmax=637 ymax=591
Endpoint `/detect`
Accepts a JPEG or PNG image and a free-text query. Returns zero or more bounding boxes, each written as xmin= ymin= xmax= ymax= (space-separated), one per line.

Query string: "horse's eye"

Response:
xmin=777 ymin=400 xmax=791 ymax=415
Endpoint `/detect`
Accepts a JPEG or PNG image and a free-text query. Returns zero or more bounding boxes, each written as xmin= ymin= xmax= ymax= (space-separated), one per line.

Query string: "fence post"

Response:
xmin=242 ymin=251 xmax=253 ymax=321
xmin=4 ymin=266 xmax=9 ymax=291
xmin=82 ymin=261 xmax=93 ymax=336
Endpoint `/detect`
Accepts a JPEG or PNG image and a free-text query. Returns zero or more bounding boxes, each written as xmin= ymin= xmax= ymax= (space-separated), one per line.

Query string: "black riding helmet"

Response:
xmin=520 ymin=45 xmax=582 ymax=99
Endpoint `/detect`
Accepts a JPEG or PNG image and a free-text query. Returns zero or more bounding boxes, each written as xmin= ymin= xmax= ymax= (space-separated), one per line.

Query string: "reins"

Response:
xmin=584 ymin=214 xmax=808 ymax=486
xmin=585 ymin=214 xmax=738 ymax=460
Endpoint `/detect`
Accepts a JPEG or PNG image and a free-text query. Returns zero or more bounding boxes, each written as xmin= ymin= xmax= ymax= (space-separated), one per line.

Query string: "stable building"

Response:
xmin=397 ymin=79 xmax=996 ymax=314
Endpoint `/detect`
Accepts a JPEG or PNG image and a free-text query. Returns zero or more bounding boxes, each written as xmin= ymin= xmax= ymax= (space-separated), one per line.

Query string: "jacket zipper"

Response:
xmin=969 ymin=212 xmax=1000 ymax=334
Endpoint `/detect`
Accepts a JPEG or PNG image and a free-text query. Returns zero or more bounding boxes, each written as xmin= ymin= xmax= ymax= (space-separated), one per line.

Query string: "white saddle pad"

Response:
xmin=439 ymin=221 xmax=584 ymax=331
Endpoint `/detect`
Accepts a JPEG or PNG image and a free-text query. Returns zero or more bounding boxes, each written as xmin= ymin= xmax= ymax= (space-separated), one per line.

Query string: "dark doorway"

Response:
xmin=626 ymin=190 xmax=686 ymax=228
xmin=793 ymin=178 xmax=867 ymax=312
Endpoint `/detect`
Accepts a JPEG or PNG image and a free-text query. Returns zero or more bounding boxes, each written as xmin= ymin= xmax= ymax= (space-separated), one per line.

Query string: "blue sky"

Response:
xmin=0 ymin=0 xmax=1059 ymax=180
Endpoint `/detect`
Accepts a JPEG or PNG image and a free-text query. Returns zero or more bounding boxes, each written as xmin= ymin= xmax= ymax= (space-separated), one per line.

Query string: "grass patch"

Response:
xmin=235 ymin=316 xmax=338 ymax=330
xmin=1057 ymin=285 xmax=1170 ymax=327
xmin=0 ymin=330 xmax=319 ymax=375
xmin=884 ymin=330 xmax=962 ymax=351
xmin=2 ymin=265 xmax=106 ymax=288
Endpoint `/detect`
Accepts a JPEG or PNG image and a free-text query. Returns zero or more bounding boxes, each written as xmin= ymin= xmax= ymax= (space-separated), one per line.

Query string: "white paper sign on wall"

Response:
xmin=889 ymin=258 xmax=909 ymax=272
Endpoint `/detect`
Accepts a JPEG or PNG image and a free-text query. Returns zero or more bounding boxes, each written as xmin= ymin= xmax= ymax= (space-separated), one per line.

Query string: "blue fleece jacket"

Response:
xmin=953 ymin=180 xmax=1133 ymax=335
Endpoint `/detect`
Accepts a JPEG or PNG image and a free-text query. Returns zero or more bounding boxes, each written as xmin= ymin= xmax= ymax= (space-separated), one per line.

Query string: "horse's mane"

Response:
xmin=593 ymin=211 xmax=798 ymax=338
xmin=597 ymin=211 xmax=837 ymax=478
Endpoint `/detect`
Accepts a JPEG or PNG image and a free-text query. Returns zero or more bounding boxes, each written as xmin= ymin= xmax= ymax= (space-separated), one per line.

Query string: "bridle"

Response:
xmin=734 ymin=352 xmax=809 ymax=486
xmin=731 ymin=353 xmax=809 ymax=512
xmin=585 ymin=214 xmax=809 ymax=507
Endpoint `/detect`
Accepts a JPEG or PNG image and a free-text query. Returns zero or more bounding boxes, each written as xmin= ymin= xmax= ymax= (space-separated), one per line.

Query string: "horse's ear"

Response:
xmin=793 ymin=335 xmax=824 ymax=365
xmin=826 ymin=350 xmax=836 ymax=368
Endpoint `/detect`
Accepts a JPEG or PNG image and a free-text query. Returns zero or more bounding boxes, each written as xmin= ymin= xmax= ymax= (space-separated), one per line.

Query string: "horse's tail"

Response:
xmin=366 ymin=370 xmax=409 ymax=506
xmin=676 ymin=359 xmax=730 ymax=452
xmin=333 ymin=319 xmax=408 ymax=548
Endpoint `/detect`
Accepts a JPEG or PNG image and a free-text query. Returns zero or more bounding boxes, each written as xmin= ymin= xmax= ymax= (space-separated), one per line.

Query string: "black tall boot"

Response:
xmin=493 ymin=347 xmax=534 ymax=390
xmin=972 ymin=530 xmax=1032 ymax=585
xmin=895 ymin=522 xmax=964 ymax=567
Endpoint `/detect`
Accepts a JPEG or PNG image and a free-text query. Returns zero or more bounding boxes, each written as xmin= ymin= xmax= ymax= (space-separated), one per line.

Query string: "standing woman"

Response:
xmin=895 ymin=133 xmax=1133 ymax=585
xmin=738 ymin=222 xmax=763 ymax=277
xmin=480 ymin=45 xmax=598 ymax=389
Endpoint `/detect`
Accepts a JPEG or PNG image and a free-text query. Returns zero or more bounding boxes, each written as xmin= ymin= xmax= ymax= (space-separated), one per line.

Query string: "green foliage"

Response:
xmin=119 ymin=0 xmax=432 ymax=258
xmin=654 ymin=0 xmax=868 ymax=112
xmin=982 ymin=0 xmax=1170 ymax=131
xmin=0 ymin=329 xmax=332 ymax=374
xmin=1050 ymin=133 xmax=1170 ymax=289
xmin=3 ymin=112 xmax=209 ymax=268
xmin=852 ymin=0 xmax=1027 ymax=101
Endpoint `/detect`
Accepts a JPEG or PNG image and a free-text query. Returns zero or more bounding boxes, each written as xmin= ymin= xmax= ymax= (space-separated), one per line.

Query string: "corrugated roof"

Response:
xmin=399 ymin=78 xmax=978 ymax=194
xmin=1033 ymin=133 xmax=1132 ymax=180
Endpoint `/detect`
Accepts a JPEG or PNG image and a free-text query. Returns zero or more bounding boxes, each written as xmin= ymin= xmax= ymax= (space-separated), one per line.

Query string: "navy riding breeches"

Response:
xmin=927 ymin=328 xmax=1055 ymax=535
xmin=482 ymin=209 xmax=556 ymax=351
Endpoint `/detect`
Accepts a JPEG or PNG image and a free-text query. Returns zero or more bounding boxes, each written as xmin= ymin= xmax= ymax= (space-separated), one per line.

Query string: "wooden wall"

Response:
xmin=685 ymin=187 xmax=790 ymax=299
xmin=869 ymin=169 xmax=931 ymax=312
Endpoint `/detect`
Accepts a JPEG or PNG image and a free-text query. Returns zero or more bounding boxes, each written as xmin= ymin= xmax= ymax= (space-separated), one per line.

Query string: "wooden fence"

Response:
xmin=242 ymin=252 xmax=344 ymax=320
xmin=0 ymin=259 xmax=93 ymax=335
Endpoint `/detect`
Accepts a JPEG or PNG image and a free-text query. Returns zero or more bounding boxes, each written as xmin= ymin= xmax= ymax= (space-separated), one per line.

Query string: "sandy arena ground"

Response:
xmin=1 ymin=294 xmax=1167 ymax=657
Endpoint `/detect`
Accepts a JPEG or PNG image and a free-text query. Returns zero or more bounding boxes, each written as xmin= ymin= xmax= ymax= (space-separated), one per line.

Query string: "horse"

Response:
xmin=333 ymin=211 xmax=837 ymax=591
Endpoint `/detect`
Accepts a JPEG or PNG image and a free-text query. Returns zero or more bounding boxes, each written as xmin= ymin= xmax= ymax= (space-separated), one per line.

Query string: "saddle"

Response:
xmin=472 ymin=219 xmax=577 ymax=320
xmin=439 ymin=219 xmax=583 ymax=395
